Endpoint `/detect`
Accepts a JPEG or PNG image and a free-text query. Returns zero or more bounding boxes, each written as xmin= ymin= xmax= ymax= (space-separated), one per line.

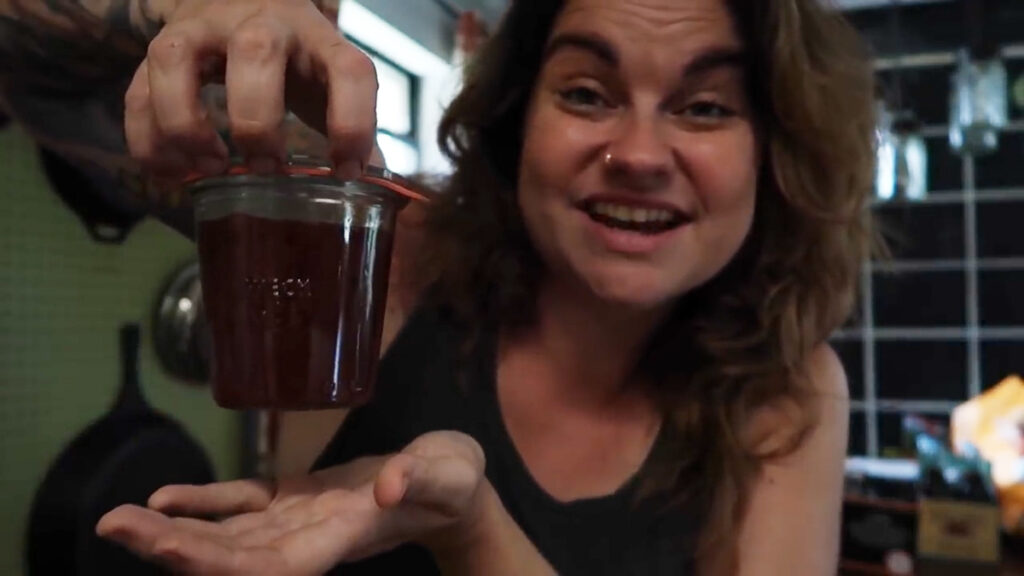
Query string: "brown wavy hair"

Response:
xmin=414 ymin=0 xmax=878 ymax=568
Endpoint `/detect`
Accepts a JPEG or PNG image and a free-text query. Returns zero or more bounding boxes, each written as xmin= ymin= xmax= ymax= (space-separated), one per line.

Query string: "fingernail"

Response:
xmin=336 ymin=160 xmax=363 ymax=181
xmin=196 ymin=156 xmax=226 ymax=176
xmin=249 ymin=156 xmax=278 ymax=175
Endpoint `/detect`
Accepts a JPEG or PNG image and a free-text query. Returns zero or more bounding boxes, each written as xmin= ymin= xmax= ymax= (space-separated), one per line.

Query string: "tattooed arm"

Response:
xmin=0 ymin=0 xmax=186 ymax=232
xmin=0 ymin=0 xmax=343 ymax=238
xmin=0 ymin=0 xmax=172 ymax=90
xmin=1 ymin=0 xmax=364 ymax=239
xmin=0 ymin=0 xmax=179 ymax=155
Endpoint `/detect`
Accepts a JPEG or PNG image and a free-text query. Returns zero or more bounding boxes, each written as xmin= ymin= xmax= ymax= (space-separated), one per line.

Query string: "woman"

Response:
xmin=6 ymin=0 xmax=876 ymax=573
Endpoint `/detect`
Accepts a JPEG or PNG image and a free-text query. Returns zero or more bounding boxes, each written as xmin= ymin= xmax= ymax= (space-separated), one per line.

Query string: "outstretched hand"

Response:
xmin=96 ymin=431 xmax=486 ymax=575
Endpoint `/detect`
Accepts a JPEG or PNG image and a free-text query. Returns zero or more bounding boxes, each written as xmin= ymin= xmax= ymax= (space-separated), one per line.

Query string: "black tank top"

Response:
xmin=313 ymin=304 xmax=700 ymax=575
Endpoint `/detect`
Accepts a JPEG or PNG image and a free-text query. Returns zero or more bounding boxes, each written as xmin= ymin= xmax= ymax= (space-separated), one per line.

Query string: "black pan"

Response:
xmin=38 ymin=146 xmax=147 ymax=244
xmin=26 ymin=323 xmax=216 ymax=575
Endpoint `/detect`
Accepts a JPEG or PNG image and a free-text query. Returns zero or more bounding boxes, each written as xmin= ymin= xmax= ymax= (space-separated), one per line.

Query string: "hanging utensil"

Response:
xmin=893 ymin=114 xmax=928 ymax=201
xmin=38 ymin=147 xmax=147 ymax=244
xmin=26 ymin=324 xmax=216 ymax=575
xmin=875 ymin=0 xmax=928 ymax=202
xmin=153 ymin=261 xmax=211 ymax=384
xmin=949 ymin=0 xmax=1007 ymax=157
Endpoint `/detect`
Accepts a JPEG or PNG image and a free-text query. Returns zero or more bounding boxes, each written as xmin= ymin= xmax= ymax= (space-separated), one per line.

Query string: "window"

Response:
xmin=350 ymin=44 xmax=420 ymax=175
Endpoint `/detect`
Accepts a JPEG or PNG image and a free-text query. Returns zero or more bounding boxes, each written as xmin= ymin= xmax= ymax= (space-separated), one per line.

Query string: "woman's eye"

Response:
xmin=559 ymin=87 xmax=609 ymax=108
xmin=681 ymin=100 xmax=735 ymax=120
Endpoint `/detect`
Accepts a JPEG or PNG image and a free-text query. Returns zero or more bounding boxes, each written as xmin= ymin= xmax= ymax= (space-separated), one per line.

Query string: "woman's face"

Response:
xmin=518 ymin=0 xmax=759 ymax=310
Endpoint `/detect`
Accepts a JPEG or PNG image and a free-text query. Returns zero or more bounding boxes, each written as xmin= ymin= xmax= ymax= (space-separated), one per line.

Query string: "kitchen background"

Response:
xmin=1 ymin=0 xmax=1023 ymax=574
xmin=838 ymin=0 xmax=1024 ymax=458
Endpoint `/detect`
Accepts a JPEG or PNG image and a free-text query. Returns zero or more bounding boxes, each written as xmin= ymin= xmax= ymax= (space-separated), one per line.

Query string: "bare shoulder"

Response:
xmin=731 ymin=350 xmax=851 ymax=576
xmin=745 ymin=343 xmax=850 ymax=455
xmin=803 ymin=343 xmax=850 ymax=402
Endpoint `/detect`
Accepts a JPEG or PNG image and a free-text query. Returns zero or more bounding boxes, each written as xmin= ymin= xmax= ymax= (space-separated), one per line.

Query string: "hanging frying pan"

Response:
xmin=25 ymin=323 xmax=216 ymax=575
xmin=38 ymin=146 xmax=147 ymax=244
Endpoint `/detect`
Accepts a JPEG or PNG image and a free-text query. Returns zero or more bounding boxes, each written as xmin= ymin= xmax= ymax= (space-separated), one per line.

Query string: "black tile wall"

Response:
xmin=925 ymin=137 xmax=964 ymax=192
xmin=849 ymin=411 xmax=867 ymax=457
xmin=979 ymin=270 xmax=1024 ymax=326
xmin=978 ymin=202 xmax=1024 ymax=258
xmin=1009 ymin=59 xmax=1024 ymax=122
xmin=833 ymin=340 xmax=865 ymax=401
xmin=843 ymin=0 xmax=1024 ymax=455
xmin=876 ymin=341 xmax=967 ymax=401
xmin=876 ymin=66 xmax=954 ymax=127
xmin=875 ymin=203 xmax=965 ymax=260
xmin=975 ymin=133 xmax=1024 ymax=190
xmin=879 ymin=413 xmax=911 ymax=454
xmin=981 ymin=341 xmax=1024 ymax=390
xmin=873 ymin=271 xmax=966 ymax=327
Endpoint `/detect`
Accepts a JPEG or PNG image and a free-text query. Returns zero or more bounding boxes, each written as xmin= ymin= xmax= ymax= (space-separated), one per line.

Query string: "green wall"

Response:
xmin=0 ymin=126 xmax=243 ymax=575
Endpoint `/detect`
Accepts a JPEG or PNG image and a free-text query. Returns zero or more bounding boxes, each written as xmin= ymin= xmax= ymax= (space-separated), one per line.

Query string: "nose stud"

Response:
xmin=603 ymin=152 xmax=614 ymax=166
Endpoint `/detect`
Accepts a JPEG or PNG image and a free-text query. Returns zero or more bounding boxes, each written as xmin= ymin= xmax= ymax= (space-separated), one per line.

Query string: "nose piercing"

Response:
xmin=603 ymin=152 xmax=614 ymax=165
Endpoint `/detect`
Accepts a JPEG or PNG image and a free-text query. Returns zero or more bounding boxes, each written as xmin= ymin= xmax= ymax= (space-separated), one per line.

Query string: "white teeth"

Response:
xmin=588 ymin=202 xmax=679 ymax=224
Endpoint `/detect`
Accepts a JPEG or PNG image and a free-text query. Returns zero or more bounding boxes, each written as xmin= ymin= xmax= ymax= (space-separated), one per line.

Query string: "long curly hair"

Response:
xmin=413 ymin=0 xmax=878 ymax=567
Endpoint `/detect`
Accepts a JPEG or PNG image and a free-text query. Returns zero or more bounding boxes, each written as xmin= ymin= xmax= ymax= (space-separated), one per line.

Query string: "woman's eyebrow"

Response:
xmin=543 ymin=32 xmax=618 ymax=67
xmin=681 ymin=48 xmax=748 ymax=82
xmin=543 ymin=32 xmax=746 ymax=82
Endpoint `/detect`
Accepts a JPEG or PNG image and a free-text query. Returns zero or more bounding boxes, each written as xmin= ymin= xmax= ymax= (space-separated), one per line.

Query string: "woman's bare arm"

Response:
xmin=703 ymin=345 xmax=850 ymax=576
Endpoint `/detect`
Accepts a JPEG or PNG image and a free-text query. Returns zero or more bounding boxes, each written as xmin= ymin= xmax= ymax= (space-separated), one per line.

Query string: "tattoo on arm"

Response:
xmin=0 ymin=0 xmax=168 ymax=91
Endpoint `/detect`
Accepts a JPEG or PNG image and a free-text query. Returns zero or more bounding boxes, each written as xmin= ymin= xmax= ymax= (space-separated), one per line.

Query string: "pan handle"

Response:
xmin=114 ymin=323 xmax=148 ymax=411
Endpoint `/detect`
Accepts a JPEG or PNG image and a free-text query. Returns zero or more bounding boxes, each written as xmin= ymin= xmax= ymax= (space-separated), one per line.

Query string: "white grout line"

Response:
xmin=832 ymin=326 xmax=1024 ymax=341
xmin=873 ymin=188 xmax=1024 ymax=207
xmin=872 ymin=259 xmax=965 ymax=272
xmin=875 ymin=44 xmax=1024 ymax=71
xmin=924 ymin=121 xmax=1024 ymax=137
xmin=861 ymin=258 xmax=879 ymax=457
xmin=964 ymin=156 xmax=983 ymax=398
xmin=871 ymin=259 xmax=1024 ymax=273
xmin=850 ymin=399 xmax=961 ymax=414
xmin=977 ymin=258 xmax=1024 ymax=271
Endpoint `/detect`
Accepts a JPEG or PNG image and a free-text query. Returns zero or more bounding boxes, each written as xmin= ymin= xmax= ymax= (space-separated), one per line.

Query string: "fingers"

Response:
xmin=374 ymin=439 xmax=485 ymax=519
xmin=307 ymin=29 xmax=378 ymax=180
xmin=149 ymin=479 xmax=274 ymax=517
xmin=146 ymin=19 xmax=230 ymax=171
xmin=96 ymin=504 xmax=279 ymax=576
xmin=96 ymin=505 xmax=226 ymax=560
xmin=373 ymin=453 xmax=420 ymax=509
xmin=127 ymin=0 xmax=382 ymax=189
xmin=124 ymin=63 xmax=191 ymax=178
xmin=225 ymin=17 xmax=296 ymax=173
xmin=96 ymin=504 xmax=174 ymax=554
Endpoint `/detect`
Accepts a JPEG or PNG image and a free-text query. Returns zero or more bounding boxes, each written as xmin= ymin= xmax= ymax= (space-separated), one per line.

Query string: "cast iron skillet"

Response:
xmin=38 ymin=146 xmax=147 ymax=244
xmin=26 ymin=323 xmax=216 ymax=575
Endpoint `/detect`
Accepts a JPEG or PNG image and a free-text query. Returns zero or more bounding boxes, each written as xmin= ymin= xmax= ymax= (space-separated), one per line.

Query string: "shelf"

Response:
xmin=832 ymin=326 xmax=1024 ymax=341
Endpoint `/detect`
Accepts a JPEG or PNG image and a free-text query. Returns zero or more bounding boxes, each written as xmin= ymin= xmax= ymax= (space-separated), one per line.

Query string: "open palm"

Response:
xmin=96 ymin=431 xmax=486 ymax=575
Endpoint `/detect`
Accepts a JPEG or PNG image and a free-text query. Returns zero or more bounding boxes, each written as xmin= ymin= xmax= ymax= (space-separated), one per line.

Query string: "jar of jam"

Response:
xmin=187 ymin=161 xmax=426 ymax=410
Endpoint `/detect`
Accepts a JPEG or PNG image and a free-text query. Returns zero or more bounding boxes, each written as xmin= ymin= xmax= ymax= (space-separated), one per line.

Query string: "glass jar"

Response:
xmin=187 ymin=162 xmax=423 ymax=410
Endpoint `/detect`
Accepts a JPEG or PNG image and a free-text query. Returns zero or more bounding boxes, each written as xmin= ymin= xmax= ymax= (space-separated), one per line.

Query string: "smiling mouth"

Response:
xmin=579 ymin=199 xmax=690 ymax=235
